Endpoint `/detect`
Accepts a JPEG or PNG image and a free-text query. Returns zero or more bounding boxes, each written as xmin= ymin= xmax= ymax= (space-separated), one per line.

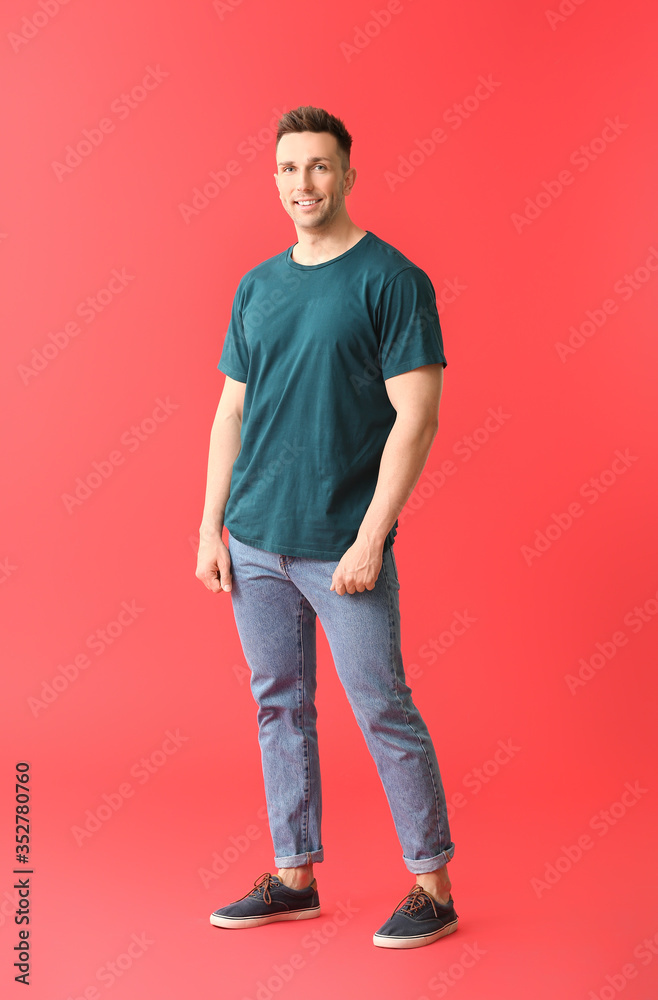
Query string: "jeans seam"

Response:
xmin=297 ymin=590 xmax=310 ymax=854
xmin=381 ymin=551 xmax=446 ymax=859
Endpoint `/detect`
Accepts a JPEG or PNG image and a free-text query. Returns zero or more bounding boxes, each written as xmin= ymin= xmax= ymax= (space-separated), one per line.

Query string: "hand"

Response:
xmin=330 ymin=534 xmax=383 ymax=595
xmin=195 ymin=530 xmax=232 ymax=593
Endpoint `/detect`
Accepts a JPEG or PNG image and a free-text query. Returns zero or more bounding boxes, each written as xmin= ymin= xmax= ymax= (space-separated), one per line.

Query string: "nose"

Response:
xmin=296 ymin=168 xmax=314 ymax=191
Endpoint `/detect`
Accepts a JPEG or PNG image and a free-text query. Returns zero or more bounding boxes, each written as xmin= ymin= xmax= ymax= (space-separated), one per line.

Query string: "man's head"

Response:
xmin=276 ymin=106 xmax=353 ymax=171
xmin=274 ymin=105 xmax=357 ymax=231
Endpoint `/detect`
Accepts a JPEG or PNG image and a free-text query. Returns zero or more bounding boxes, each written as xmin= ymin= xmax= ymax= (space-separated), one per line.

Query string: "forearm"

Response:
xmin=199 ymin=411 xmax=242 ymax=538
xmin=357 ymin=417 xmax=438 ymax=546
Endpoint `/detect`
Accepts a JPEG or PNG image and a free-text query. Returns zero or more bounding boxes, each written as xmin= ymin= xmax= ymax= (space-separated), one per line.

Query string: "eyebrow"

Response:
xmin=276 ymin=156 xmax=332 ymax=166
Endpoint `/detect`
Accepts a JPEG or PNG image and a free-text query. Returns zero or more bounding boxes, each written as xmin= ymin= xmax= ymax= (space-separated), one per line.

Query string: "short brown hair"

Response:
xmin=276 ymin=106 xmax=353 ymax=171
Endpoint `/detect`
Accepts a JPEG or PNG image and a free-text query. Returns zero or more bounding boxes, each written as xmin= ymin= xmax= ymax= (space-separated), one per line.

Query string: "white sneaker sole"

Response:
xmin=210 ymin=905 xmax=322 ymax=929
xmin=372 ymin=917 xmax=459 ymax=949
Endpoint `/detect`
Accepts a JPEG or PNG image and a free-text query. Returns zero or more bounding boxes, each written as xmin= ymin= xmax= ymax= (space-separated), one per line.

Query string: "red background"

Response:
xmin=2 ymin=1 xmax=657 ymax=998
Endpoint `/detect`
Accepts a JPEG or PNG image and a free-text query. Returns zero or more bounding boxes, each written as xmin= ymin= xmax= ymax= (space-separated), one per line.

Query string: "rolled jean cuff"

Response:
xmin=273 ymin=848 xmax=324 ymax=868
xmin=403 ymin=844 xmax=455 ymax=875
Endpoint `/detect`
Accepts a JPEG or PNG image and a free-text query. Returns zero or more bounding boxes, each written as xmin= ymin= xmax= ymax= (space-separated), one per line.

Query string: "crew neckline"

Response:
xmin=285 ymin=230 xmax=373 ymax=270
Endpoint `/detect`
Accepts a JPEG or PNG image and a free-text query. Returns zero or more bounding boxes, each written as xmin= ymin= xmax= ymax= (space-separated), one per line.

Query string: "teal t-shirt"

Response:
xmin=217 ymin=230 xmax=447 ymax=560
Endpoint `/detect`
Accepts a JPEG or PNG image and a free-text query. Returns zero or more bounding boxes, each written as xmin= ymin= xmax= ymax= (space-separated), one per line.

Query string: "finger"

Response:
xmin=197 ymin=568 xmax=216 ymax=591
xmin=202 ymin=572 xmax=220 ymax=593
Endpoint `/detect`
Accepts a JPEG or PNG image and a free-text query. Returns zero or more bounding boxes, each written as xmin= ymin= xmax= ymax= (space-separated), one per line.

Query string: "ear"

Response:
xmin=343 ymin=166 xmax=357 ymax=196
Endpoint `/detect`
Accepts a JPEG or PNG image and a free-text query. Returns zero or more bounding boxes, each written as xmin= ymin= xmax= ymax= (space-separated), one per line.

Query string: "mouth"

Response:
xmin=294 ymin=198 xmax=321 ymax=210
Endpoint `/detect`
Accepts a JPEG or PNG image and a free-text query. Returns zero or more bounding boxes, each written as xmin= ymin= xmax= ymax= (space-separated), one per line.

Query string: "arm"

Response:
xmin=330 ymin=363 xmax=444 ymax=595
xmin=195 ymin=375 xmax=246 ymax=593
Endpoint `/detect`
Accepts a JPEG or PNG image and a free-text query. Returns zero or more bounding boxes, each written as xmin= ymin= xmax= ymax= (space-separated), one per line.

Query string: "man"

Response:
xmin=196 ymin=106 xmax=457 ymax=949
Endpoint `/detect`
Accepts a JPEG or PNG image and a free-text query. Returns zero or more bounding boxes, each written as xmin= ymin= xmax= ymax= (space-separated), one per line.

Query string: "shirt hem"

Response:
xmin=381 ymin=355 xmax=447 ymax=379
xmin=227 ymin=526 xmax=395 ymax=561
xmin=218 ymin=361 xmax=248 ymax=382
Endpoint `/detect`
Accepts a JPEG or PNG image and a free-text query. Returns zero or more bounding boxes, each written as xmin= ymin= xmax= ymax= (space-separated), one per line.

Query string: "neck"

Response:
xmin=291 ymin=217 xmax=368 ymax=265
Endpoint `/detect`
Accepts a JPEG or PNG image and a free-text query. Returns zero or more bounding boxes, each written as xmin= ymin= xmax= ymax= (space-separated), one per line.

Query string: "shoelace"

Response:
xmin=391 ymin=884 xmax=443 ymax=919
xmin=232 ymin=872 xmax=277 ymax=906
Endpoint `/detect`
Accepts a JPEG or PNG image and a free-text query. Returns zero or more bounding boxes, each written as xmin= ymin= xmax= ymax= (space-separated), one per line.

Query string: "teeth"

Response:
xmin=297 ymin=199 xmax=318 ymax=205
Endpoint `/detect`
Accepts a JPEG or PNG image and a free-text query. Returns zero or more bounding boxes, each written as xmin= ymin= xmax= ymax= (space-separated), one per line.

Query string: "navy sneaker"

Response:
xmin=210 ymin=872 xmax=321 ymax=929
xmin=373 ymin=884 xmax=459 ymax=949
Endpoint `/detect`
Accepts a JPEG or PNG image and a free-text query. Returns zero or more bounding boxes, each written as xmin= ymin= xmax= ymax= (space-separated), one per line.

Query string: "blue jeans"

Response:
xmin=227 ymin=532 xmax=455 ymax=875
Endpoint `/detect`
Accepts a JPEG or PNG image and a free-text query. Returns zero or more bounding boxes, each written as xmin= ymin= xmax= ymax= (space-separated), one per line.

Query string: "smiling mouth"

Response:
xmin=295 ymin=198 xmax=321 ymax=207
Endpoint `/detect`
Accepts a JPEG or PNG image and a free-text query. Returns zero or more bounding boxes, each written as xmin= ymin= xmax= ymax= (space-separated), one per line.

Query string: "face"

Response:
xmin=274 ymin=131 xmax=356 ymax=231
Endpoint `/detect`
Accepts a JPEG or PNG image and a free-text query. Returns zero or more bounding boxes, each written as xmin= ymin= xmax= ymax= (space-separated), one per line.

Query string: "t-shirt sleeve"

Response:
xmin=375 ymin=266 xmax=447 ymax=379
xmin=217 ymin=279 xmax=249 ymax=382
